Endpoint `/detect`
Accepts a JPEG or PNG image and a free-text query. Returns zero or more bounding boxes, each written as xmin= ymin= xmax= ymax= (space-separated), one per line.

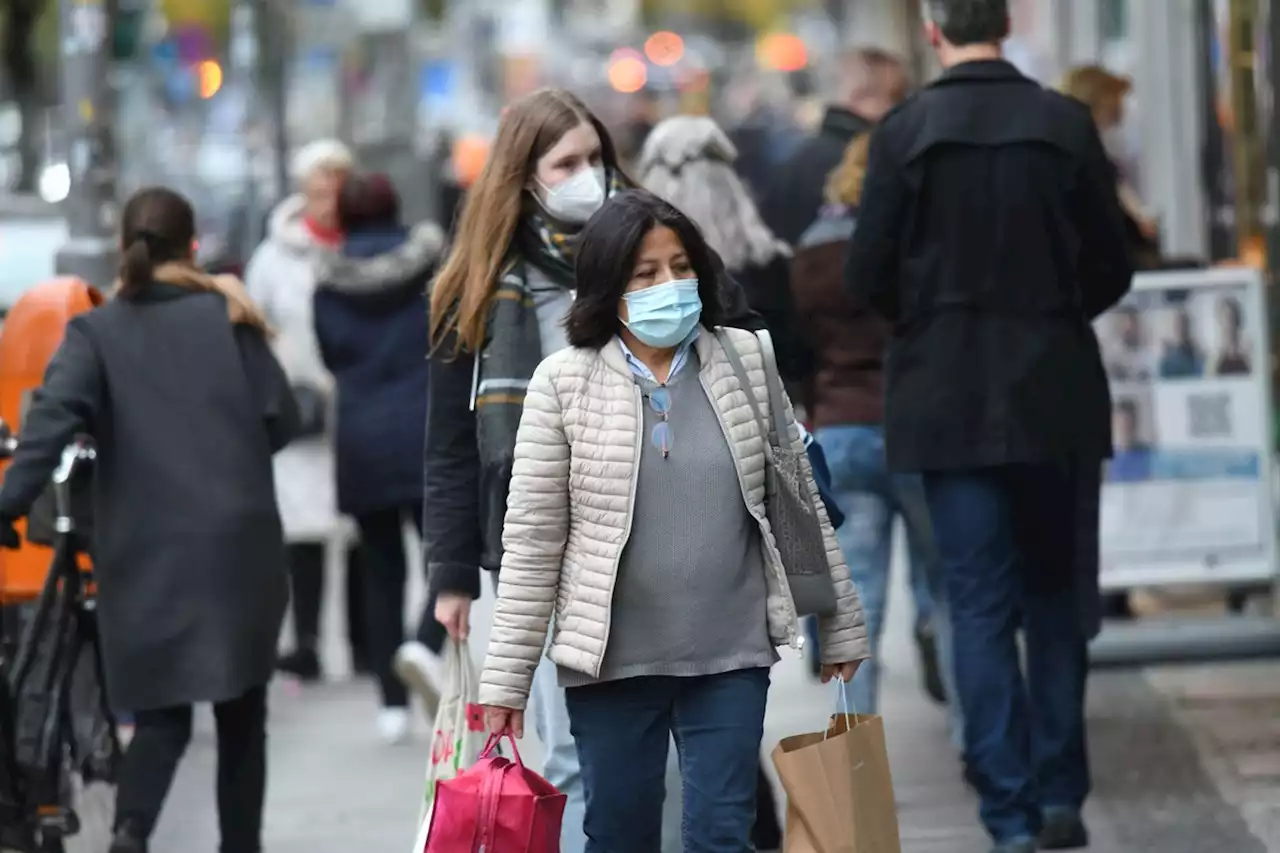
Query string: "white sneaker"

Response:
xmin=394 ymin=641 xmax=446 ymax=720
xmin=377 ymin=707 xmax=411 ymax=745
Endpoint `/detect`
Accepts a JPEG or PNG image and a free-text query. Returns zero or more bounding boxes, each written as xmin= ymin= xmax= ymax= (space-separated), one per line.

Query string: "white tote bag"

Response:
xmin=410 ymin=639 xmax=485 ymax=851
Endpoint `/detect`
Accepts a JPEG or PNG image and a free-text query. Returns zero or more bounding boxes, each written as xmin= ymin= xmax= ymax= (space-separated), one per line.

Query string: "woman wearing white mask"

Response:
xmin=476 ymin=189 xmax=868 ymax=851
xmin=426 ymin=88 xmax=763 ymax=853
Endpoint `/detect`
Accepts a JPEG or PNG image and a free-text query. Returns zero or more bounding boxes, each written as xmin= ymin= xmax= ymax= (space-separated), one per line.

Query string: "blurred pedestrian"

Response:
xmin=477 ymin=189 xmax=868 ymax=852
xmin=637 ymin=113 xmax=806 ymax=849
xmin=312 ymin=173 xmax=448 ymax=743
xmin=794 ymin=133 xmax=960 ymax=738
xmin=761 ymin=47 xmax=908 ymax=245
xmin=1059 ymin=65 xmax=1161 ymax=269
xmin=245 ymin=139 xmax=368 ymax=683
xmin=426 ymin=87 xmax=763 ymax=853
xmin=0 ymin=187 xmax=298 ymax=853
xmin=637 ymin=115 xmax=810 ymax=383
xmin=846 ymin=2 xmax=1134 ymax=851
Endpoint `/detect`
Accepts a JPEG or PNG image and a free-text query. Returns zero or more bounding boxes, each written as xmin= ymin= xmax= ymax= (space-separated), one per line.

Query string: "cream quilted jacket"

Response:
xmin=478 ymin=327 xmax=869 ymax=710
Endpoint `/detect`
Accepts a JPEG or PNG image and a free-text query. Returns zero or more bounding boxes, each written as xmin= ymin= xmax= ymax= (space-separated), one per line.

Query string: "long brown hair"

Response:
xmin=429 ymin=88 xmax=626 ymax=353
xmin=825 ymin=133 xmax=871 ymax=208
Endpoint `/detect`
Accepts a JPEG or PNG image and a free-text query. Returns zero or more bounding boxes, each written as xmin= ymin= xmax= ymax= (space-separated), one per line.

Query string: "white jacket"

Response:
xmin=244 ymin=195 xmax=341 ymax=541
xmin=478 ymin=328 xmax=869 ymax=710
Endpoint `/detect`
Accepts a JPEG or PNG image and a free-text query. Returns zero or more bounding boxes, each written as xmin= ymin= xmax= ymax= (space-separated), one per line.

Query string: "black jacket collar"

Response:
xmin=819 ymin=106 xmax=873 ymax=141
xmin=934 ymin=59 xmax=1035 ymax=87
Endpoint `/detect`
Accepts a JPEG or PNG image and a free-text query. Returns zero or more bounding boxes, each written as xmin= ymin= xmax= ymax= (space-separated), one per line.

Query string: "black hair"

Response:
xmin=118 ymin=186 xmax=197 ymax=298
xmin=925 ymin=0 xmax=1010 ymax=46
xmin=567 ymin=189 xmax=724 ymax=350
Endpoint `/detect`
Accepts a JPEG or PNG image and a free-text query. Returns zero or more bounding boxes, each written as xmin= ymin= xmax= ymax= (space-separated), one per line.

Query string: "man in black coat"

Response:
xmin=845 ymin=2 xmax=1134 ymax=852
xmin=761 ymin=46 xmax=908 ymax=245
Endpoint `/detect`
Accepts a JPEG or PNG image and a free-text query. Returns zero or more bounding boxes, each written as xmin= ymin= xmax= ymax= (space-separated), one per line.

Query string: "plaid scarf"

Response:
xmin=527 ymin=170 xmax=629 ymax=273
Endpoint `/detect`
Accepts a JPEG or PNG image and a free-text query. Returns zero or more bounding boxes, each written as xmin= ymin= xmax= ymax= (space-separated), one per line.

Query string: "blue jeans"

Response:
xmin=565 ymin=668 xmax=770 ymax=853
xmin=922 ymin=464 xmax=1091 ymax=844
xmin=529 ymin=656 xmax=586 ymax=853
xmin=817 ymin=426 xmax=961 ymax=745
xmin=531 ymin=654 xmax=682 ymax=853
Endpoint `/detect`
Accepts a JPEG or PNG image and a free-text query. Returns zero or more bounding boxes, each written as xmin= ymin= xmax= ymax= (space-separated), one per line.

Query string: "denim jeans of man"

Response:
xmin=816 ymin=425 xmax=962 ymax=748
xmin=565 ymin=668 xmax=770 ymax=853
xmin=529 ymin=653 xmax=683 ymax=853
xmin=922 ymin=463 xmax=1091 ymax=845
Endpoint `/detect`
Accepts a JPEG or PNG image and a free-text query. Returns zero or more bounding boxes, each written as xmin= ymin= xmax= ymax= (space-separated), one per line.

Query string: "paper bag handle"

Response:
xmin=825 ymin=675 xmax=862 ymax=740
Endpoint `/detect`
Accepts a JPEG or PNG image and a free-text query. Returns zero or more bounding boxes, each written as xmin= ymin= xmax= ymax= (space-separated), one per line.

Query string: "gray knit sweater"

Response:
xmin=560 ymin=348 xmax=777 ymax=686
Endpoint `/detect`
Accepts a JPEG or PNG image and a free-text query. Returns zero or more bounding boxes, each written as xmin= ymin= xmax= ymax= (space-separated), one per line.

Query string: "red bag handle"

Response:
xmin=479 ymin=729 xmax=525 ymax=767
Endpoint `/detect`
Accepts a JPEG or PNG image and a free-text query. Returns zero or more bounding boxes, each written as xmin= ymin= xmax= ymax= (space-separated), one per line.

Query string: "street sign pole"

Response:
xmin=55 ymin=0 xmax=119 ymax=290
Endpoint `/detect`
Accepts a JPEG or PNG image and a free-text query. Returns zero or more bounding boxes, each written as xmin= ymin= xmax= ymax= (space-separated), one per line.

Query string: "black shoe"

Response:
xmin=1038 ymin=809 xmax=1089 ymax=850
xmin=914 ymin=625 xmax=948 ymax=704
xmin=276 ymin=647 xmax=322 ymax=682
xmin=110 ymin=824 xmax=148 ymax=853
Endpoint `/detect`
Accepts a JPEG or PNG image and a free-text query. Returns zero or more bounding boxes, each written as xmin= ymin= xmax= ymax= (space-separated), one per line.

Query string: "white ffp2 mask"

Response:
xmin=538 ymin=166 xmax=607 ymax=224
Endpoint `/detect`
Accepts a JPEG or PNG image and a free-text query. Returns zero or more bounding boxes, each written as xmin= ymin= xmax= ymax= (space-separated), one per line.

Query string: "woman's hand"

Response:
xmin=435 ymin=593 xmax=472 ymax=640
xmin=484 ymin=706 xmax=525 ymax=738
xmin=821 ymin=661 xmax=863 ymax=684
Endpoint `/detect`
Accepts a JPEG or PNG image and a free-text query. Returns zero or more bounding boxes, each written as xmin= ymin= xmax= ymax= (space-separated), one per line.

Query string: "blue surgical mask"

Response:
xmin=622 ymin=278 xmax=702 ymax=348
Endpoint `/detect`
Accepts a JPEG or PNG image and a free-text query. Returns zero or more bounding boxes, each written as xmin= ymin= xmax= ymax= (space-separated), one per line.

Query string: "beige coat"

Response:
xmin=478 ymin=328 xmax=869 ymax=710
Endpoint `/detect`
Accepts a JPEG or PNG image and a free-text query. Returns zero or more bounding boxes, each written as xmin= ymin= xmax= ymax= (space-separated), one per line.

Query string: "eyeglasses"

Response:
xmin=646 ymin=386 xmax=672 ymax=459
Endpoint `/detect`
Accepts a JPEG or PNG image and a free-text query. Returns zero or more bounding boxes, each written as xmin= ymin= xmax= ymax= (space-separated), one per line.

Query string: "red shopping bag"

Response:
xmin=424 ymin=731 xmax=567 ymax=853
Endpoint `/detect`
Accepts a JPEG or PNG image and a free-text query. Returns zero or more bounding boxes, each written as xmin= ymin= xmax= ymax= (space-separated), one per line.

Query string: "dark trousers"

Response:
xmin=286 ymin=541 xmax=365 ymax=659
xmin=565 ymin=668 xmax=770 ymax=853
xmin=354 ymin=502 xmax=445 ymax=707
xmin=115 ymin=686 xmax=268 ymax=853
xmin=922 ymin=463 xmax=1091 ymax=844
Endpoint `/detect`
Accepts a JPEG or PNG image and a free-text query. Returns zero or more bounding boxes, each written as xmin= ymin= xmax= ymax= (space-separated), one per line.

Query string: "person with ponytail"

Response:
xmin=0 ymin=186 xmax=299 ymax=853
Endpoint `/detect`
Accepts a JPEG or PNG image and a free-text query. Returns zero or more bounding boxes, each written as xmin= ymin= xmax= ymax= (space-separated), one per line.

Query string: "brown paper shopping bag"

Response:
xmin=771 ymin=712 xmax=902 ymax=853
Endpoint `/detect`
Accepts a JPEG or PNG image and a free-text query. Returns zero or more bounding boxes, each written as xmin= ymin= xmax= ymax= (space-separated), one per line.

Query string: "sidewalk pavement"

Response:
xmin=151 ymin=563 xmax=1280 ymax=853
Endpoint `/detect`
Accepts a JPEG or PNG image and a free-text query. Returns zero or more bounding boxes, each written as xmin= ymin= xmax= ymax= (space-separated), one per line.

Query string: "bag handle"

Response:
xmin=716 ymin=328 xmax=776 ymax=457
xmin=754 ymin=329 xmax=793 ymax=448
xmin=479 ymin=730 xmax=525 ymax=767
xmin=445 ymin=638 xmax=474 ymax=699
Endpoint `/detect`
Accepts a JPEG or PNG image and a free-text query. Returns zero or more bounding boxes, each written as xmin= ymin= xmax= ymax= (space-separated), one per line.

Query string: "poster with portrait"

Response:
xmin=1094 ymin=268 xmax=1277 ymax=589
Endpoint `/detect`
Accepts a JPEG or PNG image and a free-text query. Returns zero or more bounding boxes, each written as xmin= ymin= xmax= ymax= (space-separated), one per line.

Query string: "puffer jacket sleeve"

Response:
xmin=774 ymin=366 xmax=869 ymax=665
xmin=478 ymin=360 xmax=570 ymax=710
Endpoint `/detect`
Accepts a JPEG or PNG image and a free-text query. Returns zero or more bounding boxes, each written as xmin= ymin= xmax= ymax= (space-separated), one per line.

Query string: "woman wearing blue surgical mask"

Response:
xmin=476 ymin=189 xmax=868 ymax=852
xmin=425 ymin=89 xmax=763 ymax=853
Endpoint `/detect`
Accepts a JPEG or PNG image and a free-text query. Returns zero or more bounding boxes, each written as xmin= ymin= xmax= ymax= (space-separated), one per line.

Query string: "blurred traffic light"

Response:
xmin=197 ymin=59 xmax=223 ymax=98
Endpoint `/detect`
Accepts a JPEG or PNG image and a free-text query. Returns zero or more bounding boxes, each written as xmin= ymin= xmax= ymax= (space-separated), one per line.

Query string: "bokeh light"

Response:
xmin=756 ymin=32 xmax=808 ymax=72
xmin=608 ymin=50 xmax=648 ymax=94
xmin=644 ymin=31 xmax=685 ymax=67
xmin=197 ymin=60 xmax=223 ymax=99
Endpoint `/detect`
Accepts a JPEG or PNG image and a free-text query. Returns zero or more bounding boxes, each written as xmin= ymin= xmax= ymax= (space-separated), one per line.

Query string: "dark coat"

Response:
xmin=846 ymin=60 xmax=1135 ymax=472
xmin=313 ymin=222 xmax=444 ymax=517
xmin=790 ymin=208 xmax=889 ymax=428
xmin=761 ymin=107 xmax=872 ymax=246
xmin=0 ymin=283 xmax=298 ymax=712
xmin=730 ymin=254 xmax=813 ymax=383
xmin=425 ymin=241 xmax=766 ymax=600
